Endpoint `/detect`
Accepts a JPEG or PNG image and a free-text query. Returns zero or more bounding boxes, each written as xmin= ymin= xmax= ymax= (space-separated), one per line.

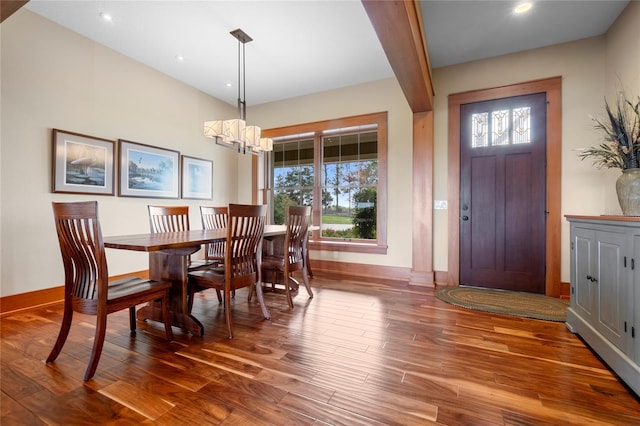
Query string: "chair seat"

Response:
xmin=188 ymin=259 xmax=221 ymax=271
xmin=107 ymin=277 xmax=171 ymax=303
xmin=261 ymin=255 xmax=285 ymax=270
xmin=188 ymin=266 xmax=225 ymax=282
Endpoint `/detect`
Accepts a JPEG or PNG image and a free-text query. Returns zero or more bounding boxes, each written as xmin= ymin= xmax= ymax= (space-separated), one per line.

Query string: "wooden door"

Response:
xmin=460 ymin=93 xmax=546 ymax=293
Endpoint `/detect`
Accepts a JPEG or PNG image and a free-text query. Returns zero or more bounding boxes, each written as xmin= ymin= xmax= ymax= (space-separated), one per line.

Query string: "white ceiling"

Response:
xmin=23 ymin=0 xmax=629 ymax=107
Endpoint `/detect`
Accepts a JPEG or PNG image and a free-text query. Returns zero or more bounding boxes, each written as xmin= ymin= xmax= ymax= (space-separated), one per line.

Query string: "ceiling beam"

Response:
xmin=1 ymin=0 xmax=29 ymax=23
xmin=362 ymin=0 xmax=434 ymax=112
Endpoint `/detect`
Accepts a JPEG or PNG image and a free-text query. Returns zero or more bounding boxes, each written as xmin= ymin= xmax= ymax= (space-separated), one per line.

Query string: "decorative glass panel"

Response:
xmin=491 ymin=110 xmax=509 ymax=146
xmin=471 ymin=113 xmax=488 ymax=148
xmin=512 ymin=107 xmax=531 ymax=144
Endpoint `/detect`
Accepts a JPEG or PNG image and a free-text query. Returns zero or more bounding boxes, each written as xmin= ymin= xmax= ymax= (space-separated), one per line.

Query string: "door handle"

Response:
xmin=462 ymin=215 xmax=469 ymax=221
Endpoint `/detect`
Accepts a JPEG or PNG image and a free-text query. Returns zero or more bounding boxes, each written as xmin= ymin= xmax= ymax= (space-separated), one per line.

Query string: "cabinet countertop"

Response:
xmin=565 ymin=215 xmax=640 ymax=223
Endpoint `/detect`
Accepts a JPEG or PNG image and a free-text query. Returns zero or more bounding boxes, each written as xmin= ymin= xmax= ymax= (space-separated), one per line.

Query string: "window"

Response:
xmin=262 ymin=112 xmax=387 ymax=254
xmin=471 ymin=106 xmax=532 ymax=148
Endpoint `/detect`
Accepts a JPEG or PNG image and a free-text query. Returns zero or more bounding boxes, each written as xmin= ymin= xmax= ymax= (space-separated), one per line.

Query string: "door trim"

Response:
xmin=447 ymin=77 xmax=562 ymax=297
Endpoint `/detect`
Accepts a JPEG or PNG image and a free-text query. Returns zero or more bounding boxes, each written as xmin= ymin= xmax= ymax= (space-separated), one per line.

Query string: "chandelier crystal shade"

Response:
xmin=204 ymin=29 xmax=272 ymax=155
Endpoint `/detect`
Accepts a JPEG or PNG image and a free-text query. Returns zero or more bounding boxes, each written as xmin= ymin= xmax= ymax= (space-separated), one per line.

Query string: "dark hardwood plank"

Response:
xmin=1 ymin=272 xmax=639 ymax=425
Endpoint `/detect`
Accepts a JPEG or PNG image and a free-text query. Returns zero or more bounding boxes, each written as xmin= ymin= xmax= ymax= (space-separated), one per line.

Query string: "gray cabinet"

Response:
xmin=566 ymin=216 xmax=639 ymax=396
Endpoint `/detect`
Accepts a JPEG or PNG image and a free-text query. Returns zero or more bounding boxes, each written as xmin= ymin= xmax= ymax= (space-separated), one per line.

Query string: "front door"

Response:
xmin=460 ymin=93 xmax=546 ymax=293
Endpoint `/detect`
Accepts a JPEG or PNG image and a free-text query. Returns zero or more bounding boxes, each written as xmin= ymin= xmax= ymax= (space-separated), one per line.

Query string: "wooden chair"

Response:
xmin=148 ymin=205 xmax=213 ymax=269
xmin=200 ymin=205 xmax=228 ymax=267
xmin=259 ymin=205 xmax=313 ymax=309
xmin=47 ymin=201 xmax=173 ymax=381
xmin=148 ymin=205 xmax=221 ymax=307
xmin=197 ymin=206 xmax=230 ymax=304
xmin=188 ymin=204 xmax=270 ymax=338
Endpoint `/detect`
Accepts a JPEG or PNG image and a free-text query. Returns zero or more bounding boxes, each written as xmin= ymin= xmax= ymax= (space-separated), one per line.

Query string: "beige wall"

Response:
xmin=1 ymin=4 xmax=637 ymax=298
xmin=605 ymin=0 xmax=640 ymax=99
xmin=250 ymin=79 xmax=414 ymax=268
xmin=432 ymin=36 xmax=607 ymax=282
xmin=0 ymin=10 xmax=243 ymax=297
xmin=431 ymin=1 xmax=639 ymax=281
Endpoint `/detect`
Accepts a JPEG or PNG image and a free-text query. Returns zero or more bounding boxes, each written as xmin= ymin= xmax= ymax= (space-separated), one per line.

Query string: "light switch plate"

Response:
xmin=434 ymin=200 xmax=447 ymax=210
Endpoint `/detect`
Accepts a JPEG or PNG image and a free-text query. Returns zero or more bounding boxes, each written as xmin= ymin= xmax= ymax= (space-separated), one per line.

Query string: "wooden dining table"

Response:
xmin=104 ymin=225 xmax=288 ymax=336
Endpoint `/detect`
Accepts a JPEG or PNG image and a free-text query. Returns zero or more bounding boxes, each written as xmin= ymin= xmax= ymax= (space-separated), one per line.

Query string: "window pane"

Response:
xmin=273 ymin=189 xmax=313 ymax=225
xmin=492 ymin=109 xmax=509 ymax=146
xmin=322 ymin=190 xmax=354 ymax=237
xmin=272 ymin=138 xmax=314 ymax=225
xmin=512 ymin=107 xmax=531 ymax=144
xmin=472 ymin=112 xmax=488 ymax=148
xmin=321 ymin=131 xmax=377 ymax=240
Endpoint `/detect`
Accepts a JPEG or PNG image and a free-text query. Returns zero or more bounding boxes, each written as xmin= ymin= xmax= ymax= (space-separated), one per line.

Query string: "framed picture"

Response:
xmin=181 ymin=155 xmax=213 ymax=200
xmin=52 ymin=129 xmax=115 ymax=195
xmin=118 ymin=139 xmax=180 ymax=198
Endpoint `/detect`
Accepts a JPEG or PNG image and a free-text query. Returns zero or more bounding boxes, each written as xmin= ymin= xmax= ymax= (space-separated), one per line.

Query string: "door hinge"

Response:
xmin=633 ymin=326 xmax=636 ymax=339
xmin=571 ymin=286 xmax=574 ymax=294
xmin=570 ymin=241 xmax=574 ymax=250
xmin=632 ymin=258 xmax=635 ymax=270
xmin=625 ymin=321 xmax=627 ymax=333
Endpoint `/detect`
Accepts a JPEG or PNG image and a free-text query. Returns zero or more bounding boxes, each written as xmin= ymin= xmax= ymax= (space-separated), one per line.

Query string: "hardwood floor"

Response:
xmin=2 ymin=273 xmax=639 ymax=425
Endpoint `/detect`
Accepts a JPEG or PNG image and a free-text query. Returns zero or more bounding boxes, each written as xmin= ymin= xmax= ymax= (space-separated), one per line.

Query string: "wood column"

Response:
xmin=410 ymin=111 xmax=434 ymax=286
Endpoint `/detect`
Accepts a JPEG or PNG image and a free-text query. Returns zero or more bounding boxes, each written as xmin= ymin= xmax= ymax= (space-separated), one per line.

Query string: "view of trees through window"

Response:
xmin=271 ymin=128 xmax=378 ymax=241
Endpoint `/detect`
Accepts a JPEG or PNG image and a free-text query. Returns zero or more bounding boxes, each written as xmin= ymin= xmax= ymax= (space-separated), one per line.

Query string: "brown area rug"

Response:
xmin=435 ymin=286 xmax=569 ymax=322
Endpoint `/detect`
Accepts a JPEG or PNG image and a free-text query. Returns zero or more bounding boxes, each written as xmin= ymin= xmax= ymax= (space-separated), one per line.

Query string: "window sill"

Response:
xmin=308 ymin=240 xmax=387 ymax=255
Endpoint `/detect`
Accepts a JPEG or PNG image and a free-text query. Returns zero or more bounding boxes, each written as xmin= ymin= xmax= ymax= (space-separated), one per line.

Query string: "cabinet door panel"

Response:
xmin=634 ymin=235 xmax=640 ymax=364
xmin=596 ymin=231 xmax=628 ymax=352
xmin=572 ymin=227 xmax=594 ymax=321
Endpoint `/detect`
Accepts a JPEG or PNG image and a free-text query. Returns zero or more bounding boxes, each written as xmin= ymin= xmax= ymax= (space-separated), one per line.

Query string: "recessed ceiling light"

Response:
xmin=99 ymin=12 xmax=112 ymax=22
xmin=225 ymin=83 xmax=233 ymax=88
xmin=514 ymin=2 xmax=533 ymax=15
xmin=175 ymin=55 xmax=184 ymax=62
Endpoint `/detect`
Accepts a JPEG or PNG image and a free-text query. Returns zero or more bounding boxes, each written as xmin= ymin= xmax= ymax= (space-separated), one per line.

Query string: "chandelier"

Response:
xmin=204 ymin=29 xmax=272 ymax=155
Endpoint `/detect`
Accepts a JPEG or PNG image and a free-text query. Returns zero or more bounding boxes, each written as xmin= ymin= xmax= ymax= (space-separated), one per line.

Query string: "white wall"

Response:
xmin=0 ymin=10 xmax=242 ymax=297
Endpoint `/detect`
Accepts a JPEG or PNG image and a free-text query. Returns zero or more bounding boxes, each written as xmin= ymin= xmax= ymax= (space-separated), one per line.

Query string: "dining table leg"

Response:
xmin=136 ymin=248 xmax=205 ymax=336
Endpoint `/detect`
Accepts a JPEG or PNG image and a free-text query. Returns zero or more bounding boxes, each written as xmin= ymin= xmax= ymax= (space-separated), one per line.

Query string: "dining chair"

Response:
xmin=259 ymin=205 xmax=313 ymax=309
xmin=188 ymin=204 xmax=270 ymax=339
xmin=200 ymin=205 xmax=228 ymax=267
xmin=195 ymin=205 xmax=231 ymax=305
xmin=148 ymin=205 xmax=221 ymax=307
xmin=148 ymin=205 xmax=214 ymax=268
xmin=47 ymin=201 xmax=173 ymax=381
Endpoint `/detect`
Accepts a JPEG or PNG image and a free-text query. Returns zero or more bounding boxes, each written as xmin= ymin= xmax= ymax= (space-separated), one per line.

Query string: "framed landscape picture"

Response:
xmin=52 ymin=129 xmax=115 ymax=195
xmin=118 ymin=139 xmax=180 ymax=198
xmin=181 ymin=155 xmax=213 ymax=200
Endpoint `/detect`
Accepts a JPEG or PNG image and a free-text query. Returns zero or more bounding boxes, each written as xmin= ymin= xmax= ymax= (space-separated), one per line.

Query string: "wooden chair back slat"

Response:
xmin=52 ymin=201 xmax=106 ymax=307
xmin=148 ymin=205 xmax=190 ymax=233
xmin=285 ymin=205 xmax=311 ymax=268
xmin=200 ymin=206 xmax=228 ymax=260
xmin=225 ymin=204 xmax=266 ymax=288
